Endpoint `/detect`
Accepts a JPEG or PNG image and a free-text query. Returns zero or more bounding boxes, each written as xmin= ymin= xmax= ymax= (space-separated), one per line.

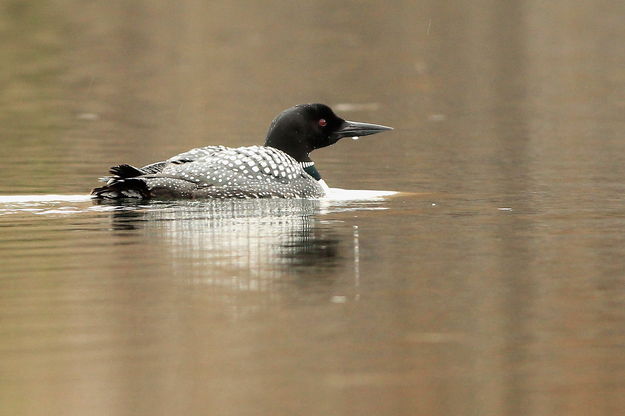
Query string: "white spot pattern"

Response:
xmin=132 ymin=145 xmax=324 ymax=199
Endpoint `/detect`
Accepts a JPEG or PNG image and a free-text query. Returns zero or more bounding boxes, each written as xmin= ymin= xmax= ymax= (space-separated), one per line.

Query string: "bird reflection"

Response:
xmin=106 ymin=199 xmax=344 ymax=290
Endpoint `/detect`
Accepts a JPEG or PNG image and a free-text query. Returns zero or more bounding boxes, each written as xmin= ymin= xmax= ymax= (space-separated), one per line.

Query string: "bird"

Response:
xmin=91 ymin=103 xmax=392 ymax=200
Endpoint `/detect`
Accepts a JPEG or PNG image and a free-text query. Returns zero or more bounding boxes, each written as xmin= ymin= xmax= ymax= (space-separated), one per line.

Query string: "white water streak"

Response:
xmin=0 ymin=195 xmax=92 ymax=203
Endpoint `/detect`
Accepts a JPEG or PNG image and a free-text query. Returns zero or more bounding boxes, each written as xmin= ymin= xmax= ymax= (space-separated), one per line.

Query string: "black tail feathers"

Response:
xmin=109 ymin=164 xmax=146 ymax=178
xmin=91 ymin=178 xmax=150 ymax=199
xmin=92 ymin=164 xmax=151 ymax=199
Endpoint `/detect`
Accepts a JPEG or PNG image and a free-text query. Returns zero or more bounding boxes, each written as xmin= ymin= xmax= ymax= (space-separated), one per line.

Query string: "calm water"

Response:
xmin=2 ymin=1 xmax=625 ymax=415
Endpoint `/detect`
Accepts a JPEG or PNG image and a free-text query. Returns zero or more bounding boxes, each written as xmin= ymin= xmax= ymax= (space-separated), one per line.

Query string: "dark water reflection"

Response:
xmin=2 ymin=0 xmax=625 ymax=415
xmin=108 ymin=200 xmax=344 ymax=285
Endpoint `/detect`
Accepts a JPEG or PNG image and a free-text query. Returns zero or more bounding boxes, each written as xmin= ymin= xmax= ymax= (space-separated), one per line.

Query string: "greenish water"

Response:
xmin=2 ymin=1 xmax=625 ymax=415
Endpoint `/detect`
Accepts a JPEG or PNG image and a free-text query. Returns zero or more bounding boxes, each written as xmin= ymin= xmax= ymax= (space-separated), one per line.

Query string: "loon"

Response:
xmin=91 ymin=103 xmax=392 ymax=200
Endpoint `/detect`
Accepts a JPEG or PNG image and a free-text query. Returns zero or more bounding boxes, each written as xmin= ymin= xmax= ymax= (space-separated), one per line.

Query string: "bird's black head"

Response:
xmin=264 ymin=103 xmax=392 ymax=163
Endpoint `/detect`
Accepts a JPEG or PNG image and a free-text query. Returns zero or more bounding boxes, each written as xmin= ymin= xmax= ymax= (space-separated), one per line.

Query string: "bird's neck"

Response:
xmin=264 ymin=125 xmax=314 ymax=163
xmin=300 ymin=161 xmax=321 ymax=181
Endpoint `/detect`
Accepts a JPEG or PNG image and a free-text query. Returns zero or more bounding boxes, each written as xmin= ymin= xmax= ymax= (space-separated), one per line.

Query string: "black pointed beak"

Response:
xmin=334 ymin=120 xmax=393 ymax=140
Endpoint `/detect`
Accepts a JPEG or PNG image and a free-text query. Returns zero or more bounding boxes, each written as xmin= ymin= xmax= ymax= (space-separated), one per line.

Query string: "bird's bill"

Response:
xmin=334 ymin=120 xmax=393 ymax=139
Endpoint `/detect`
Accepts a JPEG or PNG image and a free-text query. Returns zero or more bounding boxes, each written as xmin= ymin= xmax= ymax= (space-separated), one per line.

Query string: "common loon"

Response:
xmin=91 ymin=103 xmax=392 ymax=200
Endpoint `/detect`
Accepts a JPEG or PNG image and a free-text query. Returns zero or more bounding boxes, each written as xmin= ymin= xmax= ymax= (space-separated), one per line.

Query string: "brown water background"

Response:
xmin=2 ymin=1 xmax=625 ymax=415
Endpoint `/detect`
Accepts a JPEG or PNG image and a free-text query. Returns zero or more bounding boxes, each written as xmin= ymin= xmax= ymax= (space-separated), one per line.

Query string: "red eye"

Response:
xmin=318 ymin=118 xmax=327 ymax=127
